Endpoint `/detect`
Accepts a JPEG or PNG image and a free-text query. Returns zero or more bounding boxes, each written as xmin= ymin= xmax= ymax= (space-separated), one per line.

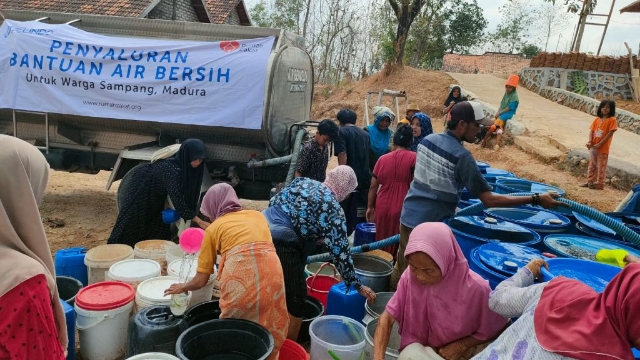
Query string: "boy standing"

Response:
xmin=581 ymin=100 xmax=618 ymax=190
xmin=295 ymin=119 xmax=339 ymax=182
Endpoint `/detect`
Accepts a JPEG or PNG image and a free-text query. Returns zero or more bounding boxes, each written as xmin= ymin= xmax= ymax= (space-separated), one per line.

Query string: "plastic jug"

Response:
xmin=55 ymin=247 xmax=88 ymax=286
xmin=326 ymin=282 xmax=365 ymax=323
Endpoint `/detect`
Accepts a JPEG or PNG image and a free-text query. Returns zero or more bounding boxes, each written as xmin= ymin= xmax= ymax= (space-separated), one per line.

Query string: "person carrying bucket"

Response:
xmin=0 ymin=135 xmax=68 ymax=359
xmin=481 ymin=74 xmax=520 ymax=150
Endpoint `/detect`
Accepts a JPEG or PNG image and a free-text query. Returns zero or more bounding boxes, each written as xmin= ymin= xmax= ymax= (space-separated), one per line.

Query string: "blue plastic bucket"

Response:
xmin=60 ymin=299 xmax=76 ymax=360
xmin=483 ymin=207 xmax=571 ymax=237
xmin=326 ymin=282 xmax=366 ymax=323
xmin=543 ymin=234 xmax=640 ymax=261
xmin=445 ymin=216 xmax=541 ymax=260
xmin=54 ymin=247 xmax=88 ymax=286
xmin=476 ymin=161 xmax=490 ymax=174
xmin=493 ymin=178 xmax=565 ymax=197
xmin=354 ymin=223 xmax=376 ymax=247
xmin=541 ymin=258 xmax=620 ymax=293
xmin=469 ymin=243 xmax=542 ymax=289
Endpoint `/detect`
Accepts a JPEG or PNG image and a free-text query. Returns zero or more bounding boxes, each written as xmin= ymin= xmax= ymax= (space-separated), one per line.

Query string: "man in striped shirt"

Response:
xmin=390 ymin=101 xmax=564 ymax=289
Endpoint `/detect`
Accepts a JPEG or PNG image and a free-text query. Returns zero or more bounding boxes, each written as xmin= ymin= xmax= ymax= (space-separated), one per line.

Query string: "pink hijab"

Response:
xmin=200 ymin=183 xmax=243 ymax=221
xmin=323 ymin=165 xmax=358 ymax=202
xmin=386 ymin=222 xmax=508 ymax=350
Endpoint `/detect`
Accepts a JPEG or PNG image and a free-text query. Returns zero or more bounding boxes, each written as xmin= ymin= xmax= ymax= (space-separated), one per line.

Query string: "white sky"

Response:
xmin=243 ymin=0 xmax=640 ymax=56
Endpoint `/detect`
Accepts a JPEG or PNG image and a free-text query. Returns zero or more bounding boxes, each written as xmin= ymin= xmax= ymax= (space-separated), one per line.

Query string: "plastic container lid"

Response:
xmin=477 ymin=243 xmax=543 ymax=277
xmin=572 ymin=212 xmax=619 ymax=237
xmin=75 ymin=281 xmax=135 ymax=311
xmin=136 ymin=276 xmax=179 ymax=303
xmin=134 ymin=240 xmax=175 ymax=255
xmin=448 ymin=216 xmax=540 ymax=244
xmin=541 ymin=258 xmax=621 ymax=293
xmin=484 ymin=168 xmax=515 ymax=177
xmin=85 ymin=244 xmax=134 ymax=265
xmin=108 ymin=259 xmax=161 ymax=282
xmin=484 ymin=207 xmax=570 ymax=230
xmin=495 ymin=178 xmax=566 ymax=196
xmin=476 ymin=161 xmax=490 ymax=173
xmin=543 ymin=234 xmax=640 ymax=261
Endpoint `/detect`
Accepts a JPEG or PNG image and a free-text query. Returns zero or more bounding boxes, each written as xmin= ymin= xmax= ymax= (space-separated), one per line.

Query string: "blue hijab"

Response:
xmin=367 ymin=106 xmax=395 ymax=157
xmin=410 ymin=112 xmax=433 ymax=152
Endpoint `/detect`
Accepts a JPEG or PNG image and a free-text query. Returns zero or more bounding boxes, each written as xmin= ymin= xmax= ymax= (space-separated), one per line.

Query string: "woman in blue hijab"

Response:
xmin=366 ymin=106 xmax=395 ymax=170
xmin=410 ymin=112 xmax=433 ymax=152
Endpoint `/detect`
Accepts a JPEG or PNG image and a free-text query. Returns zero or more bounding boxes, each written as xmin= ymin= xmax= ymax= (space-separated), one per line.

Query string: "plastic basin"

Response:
xmin=541 ymin=258 xmax=621 ymax=293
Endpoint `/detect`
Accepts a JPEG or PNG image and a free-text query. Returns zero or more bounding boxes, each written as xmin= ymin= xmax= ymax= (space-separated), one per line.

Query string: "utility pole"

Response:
xmin=571 ymin=0 xmax=617 ymax=54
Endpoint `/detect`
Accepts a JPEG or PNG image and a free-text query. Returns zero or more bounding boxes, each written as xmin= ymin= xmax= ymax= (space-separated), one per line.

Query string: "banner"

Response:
xmin=0 ymin=20 xmax=275 ymax=129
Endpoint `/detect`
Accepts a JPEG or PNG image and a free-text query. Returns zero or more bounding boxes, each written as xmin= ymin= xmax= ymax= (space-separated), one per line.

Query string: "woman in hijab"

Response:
xmin=472 ymin=259 xmax=640 ymax=360
xmin=366 ymin=106 xmax=396 ymax=170
xmin=366 ymin=125 xmax=416 ymax=260
xmin=108 ymin=139 xmax=209 ymax=246
xmin=263 ymin=165 xmax=377 ymax=340
xmin=410 ymin=112 xmax=433 ymax=152
xmin=443 ymin=86 xmax=467 ymax=115
xmin=165 ymin=183 xmax=288 ymax=359
xmin=481 ymin=75 xmax=519 ymax=150
xmin=0 ymin=135 xmax=68 ymax=359
xmin=374 ymin=222 xmax=508 ymax=360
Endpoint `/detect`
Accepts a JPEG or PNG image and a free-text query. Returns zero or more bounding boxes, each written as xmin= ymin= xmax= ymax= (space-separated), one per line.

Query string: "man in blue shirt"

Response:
xmin=390 ymin=101 xmax=564 ymax=289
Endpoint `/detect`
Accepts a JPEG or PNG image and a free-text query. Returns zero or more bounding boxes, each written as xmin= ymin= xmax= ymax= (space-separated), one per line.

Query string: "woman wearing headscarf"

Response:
xmin=263 ymin=165 xmax=377 ymax=340
xmin=165 ymin=183 xmax=288 ymax=360
xmin=481 ymin=75 xmax=520 ymax=150
xmin=374 ymin=223 xmax=508 ymax=360
xmin=108 ymin=139 xmax=209 ymax=246
xmin=472 ymin=259 xmax=640 ymax=360
xmin=0 ymin=135 xmax=68 ymax=359
xmin=366 ymin=125 xmax=416 ymax=260
xmin=443 ymin=86 xmax=467 ymax=115
xmin=410 ymin=112 xmax=433 ymax=152
xmin=365 ymin=106 xmax=396 ymax=170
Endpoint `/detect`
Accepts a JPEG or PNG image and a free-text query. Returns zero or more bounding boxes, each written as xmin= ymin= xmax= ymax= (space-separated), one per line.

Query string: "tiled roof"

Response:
xmin=0 ymin=0 xmax=154 ymax=17
xmin=620 ymin=0 xmax=640 ymax=13
xmin=205 ymin=0 xmax=250 ymax=25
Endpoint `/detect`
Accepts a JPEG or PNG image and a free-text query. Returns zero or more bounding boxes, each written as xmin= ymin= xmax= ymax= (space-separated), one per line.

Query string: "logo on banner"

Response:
xmin=220 ymin=41 xmax=240 ymax=53
xmin=4 ymin=26 xmax=54 ymax=38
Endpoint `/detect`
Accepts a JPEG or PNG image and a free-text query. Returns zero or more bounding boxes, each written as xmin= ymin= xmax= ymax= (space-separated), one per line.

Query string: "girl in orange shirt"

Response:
xmin=581 ymin=100 xmax=617 ymax=190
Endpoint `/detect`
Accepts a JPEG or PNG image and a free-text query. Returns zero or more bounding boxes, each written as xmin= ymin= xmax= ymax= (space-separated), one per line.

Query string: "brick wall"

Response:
xmin=146 ymin=0 xmax=199 ymax=22
xmin=226 ymin=8 xmax=240 ymax=25
xmin=442 ymin=53 xmax=531 ymax=75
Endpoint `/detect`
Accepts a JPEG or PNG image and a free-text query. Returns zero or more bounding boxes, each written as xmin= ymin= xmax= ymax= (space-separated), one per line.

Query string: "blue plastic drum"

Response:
xmin=483 ymin=168 xmax=516 ymax=185
xmin=445 ymin=216 xmax=541 ymax=260
xmin=573 ymin=212 xmax=640 ymax=249
xmin=483 ymin=207 xmax=571 ymax=236
xmin=476 ymin=161 xmax=490 ymax=174
xmin=469 ymin=243 xmax=543 ymax=289
xmin=354 ymin=223 xmax=376 ymax=247
xmin=541 ymin=258 xmax=621 ymax=293
xmin=543 ymin=234 xmax=640 ymax=261
xmin=493 ymin=178 xmax=565 ymax=197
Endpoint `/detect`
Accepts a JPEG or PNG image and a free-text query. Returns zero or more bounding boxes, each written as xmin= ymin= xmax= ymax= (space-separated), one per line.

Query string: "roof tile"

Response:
xmin=0 ymin=0 xmax=152 ymax=18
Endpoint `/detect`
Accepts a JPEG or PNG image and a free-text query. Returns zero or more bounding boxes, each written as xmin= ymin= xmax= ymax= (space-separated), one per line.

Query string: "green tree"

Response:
xmin=521 ymin=44 xmax=541 ymax=58
xmin=249 ymin=0 xmax=274 ymax=28
xmin=542 ymin=0 xmax=597 ymax=13
xmin=445 ymin=0 xmax=487 ymax=54
xmin=388 ymin=0 xmax=426 ymax=66
xmin=489 ymin=0 xmax=536 ymax=53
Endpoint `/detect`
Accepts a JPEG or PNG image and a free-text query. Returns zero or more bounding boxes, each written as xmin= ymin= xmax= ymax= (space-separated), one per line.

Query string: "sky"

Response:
xmin=243 ymin=0 xmax=640 ymax=56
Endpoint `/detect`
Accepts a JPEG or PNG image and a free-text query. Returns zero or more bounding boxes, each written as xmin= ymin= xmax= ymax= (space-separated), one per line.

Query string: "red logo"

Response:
xmin=220 ymin=41 xmax=240 ymax=53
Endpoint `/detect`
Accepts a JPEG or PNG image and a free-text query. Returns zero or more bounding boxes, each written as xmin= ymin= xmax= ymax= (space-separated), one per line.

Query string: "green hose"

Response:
xmin=456 ymin=192 xmax=640 ymax=247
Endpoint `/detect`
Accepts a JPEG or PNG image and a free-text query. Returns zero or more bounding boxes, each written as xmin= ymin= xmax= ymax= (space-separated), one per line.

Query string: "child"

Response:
xmin=580 ymin=99 xmax=617 ymax=190
xmin=294 ymin=118 xmax=339 ymax=182
xmin=481 ymin=75 xmax=519 ymax=150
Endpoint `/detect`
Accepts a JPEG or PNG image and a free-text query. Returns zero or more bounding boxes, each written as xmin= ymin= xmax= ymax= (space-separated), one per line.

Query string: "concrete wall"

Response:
xmin=147 ymin=0 xmax=199 ymax=22
xmin=442 ymin=53 xmax=531 ymax=75
xmin=521 ymin=67 xmax=633 ymax=100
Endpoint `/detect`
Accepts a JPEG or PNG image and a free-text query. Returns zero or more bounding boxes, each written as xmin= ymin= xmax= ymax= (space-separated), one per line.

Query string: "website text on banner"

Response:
xmin=0 ymin=20 xmax=275 ymax=129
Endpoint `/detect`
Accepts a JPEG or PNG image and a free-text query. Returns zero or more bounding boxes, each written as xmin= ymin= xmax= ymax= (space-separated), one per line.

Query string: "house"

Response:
xmin=620 ymin=0 xmax=640 ymax=13
xmin=0 ymin=0 xmax=251 ymax=25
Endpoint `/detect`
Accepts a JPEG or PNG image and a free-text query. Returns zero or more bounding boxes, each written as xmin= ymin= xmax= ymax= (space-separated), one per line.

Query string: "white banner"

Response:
xmin=0 ymin=20 xmax=275 ymax=129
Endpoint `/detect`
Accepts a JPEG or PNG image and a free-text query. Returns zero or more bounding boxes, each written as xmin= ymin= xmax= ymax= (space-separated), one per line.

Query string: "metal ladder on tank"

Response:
xmin=12 ymin=110 xmax=50 ymax=154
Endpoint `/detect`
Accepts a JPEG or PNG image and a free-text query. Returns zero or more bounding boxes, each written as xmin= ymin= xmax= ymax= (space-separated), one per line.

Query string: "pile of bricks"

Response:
xmin=530 ymin=52 xmax=638 ymax=74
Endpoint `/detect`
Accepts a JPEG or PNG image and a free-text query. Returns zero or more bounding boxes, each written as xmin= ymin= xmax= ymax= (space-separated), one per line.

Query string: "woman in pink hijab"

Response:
xmin=373 ymin=222 xmax=508 ymax=360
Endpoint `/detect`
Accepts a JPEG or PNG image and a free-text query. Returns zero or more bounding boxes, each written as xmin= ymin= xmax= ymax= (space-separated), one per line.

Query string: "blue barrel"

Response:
xmin=604 ymin=212 xmax=640 ymax=226
xmin=483 ymin=168 xmax=516 ymax=185
xmin=54 ymin=247 xmax=88 ymax=286
xmin=354 ymin=223 xmax=376 ymax=247
xmin=573 ymin=212 xmax=640 ymax=249
xmin=457 ymin=198 xmax=481 ymax=211
xmin=60 ymin=299 xmax=76 ymax=360
xmin=493 ymin=178 xmax=565 ymax=197
xmin=476 ymin=161 xmax=490 ymax=174
xmin=469 ymin=243 xmax=542 ymax=289
xmin=541 ymin=258 xmax=621 ymax=293
xmin=543 ymin=234 xmax=640 ymax=260
xmin=483 ymin=207 xmax=571 ymax=239
xmin=325 ymin=282 xmax=365 ymax=323
xmin=445 ymin=216 xmax=541 ymax=260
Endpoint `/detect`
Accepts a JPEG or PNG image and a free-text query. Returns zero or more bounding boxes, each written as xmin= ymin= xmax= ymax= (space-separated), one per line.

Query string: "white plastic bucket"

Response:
xmin=165 ymin=244 xmax=187 ymax=265
xmin=310 ymin=315 xmax=366 ymax=360
xmin=75 ymin=282 xmax=135 ymax=360
xmin=167 ymin=259 xmax=215 ymax=309
xmin=126 ymin=353 xmax=180 ymax=360
xmin=134 ymin=240 xmax=175 ymax=275
xmin=135 ymin=276 xmax=179 ymax=312
xmin=84 ymin=244 xmax=134 ymax=285
xmin=107 ymin=259 xmax=161 ymax=291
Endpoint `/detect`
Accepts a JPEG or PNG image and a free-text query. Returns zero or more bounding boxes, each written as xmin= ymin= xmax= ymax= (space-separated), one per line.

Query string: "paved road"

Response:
xmin=447 ymin=73 xmax=640 ymax=168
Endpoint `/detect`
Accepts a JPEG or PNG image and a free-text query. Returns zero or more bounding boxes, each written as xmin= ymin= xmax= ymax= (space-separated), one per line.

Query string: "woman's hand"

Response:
xmin=438 ymin=340 xmax=468 ymax=360
xmin=366 ymin=207 xmax=375 ymax=223
xmin=525 ymin=258 xmax=549 ymax=279
xmin=358 ymin=285 xmax=377 ymax=303
xmin=192 ymin=216 xmax=210 ymax=229
xmin=164 ymin=283 xmax=187 ymax=296
xmin=625 ymin=254 xmax=640 ymax=265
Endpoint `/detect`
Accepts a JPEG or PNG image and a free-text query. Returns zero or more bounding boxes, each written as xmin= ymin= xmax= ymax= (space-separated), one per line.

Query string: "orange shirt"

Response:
xmin=590 ymin=116 xmax=617 ymax=154
xmin=197 ymin=210 xmax=272 ymax=274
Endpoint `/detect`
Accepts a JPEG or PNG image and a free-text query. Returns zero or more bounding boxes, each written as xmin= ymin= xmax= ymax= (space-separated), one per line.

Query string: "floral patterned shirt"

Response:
xmin=269 ymin=177 xmax=361 ymax=288
xmin=295 ymin=140 xmax=329 ymax=182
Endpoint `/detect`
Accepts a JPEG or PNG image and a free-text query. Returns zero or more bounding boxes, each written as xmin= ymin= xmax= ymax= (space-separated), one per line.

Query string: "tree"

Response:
xmin=388 ymin=0 xmax=426 ymax=66
xmin=535 ymin=1 xmax=570 ymax=51
xmin=488 ymin=0 xmax=536 ymax=54
xmin=445 ymin=0 xmax=487 ymax=54
xmin=521 ymin=44 xmax=541 ymax=58
xmin=543 ymin=0 xmax=597 ymax=13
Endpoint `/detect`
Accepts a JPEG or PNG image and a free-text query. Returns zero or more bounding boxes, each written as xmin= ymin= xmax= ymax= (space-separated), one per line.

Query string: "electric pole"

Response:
xmin=571 ymin=0 xmax=617 ymax=54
